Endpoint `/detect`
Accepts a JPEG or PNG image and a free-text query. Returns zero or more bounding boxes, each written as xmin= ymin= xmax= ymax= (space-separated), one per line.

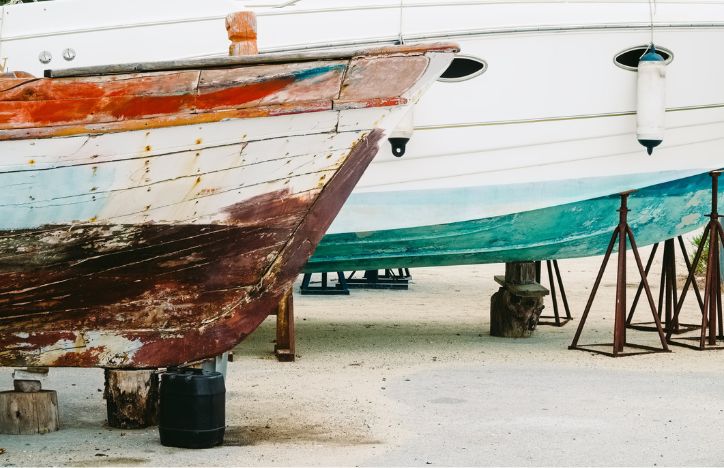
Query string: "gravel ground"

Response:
xmin=1 ymin=247 xmax=723 ymax=466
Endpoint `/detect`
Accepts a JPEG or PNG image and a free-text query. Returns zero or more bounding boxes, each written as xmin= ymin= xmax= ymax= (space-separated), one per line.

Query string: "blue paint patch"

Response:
xmin=0 ymin=164 xmax=116 ymax=229
xmin=292 ymin=64 xmax=346 ymax=81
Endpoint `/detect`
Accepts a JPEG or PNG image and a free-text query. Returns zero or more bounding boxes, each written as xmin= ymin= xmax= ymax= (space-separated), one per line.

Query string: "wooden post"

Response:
xmin=275 ymin=290 xmax=296 ymax=362
xmin=104 ymin=369 xmax=159 ymax=429
xmin=0 ymin=381 xmax=59 ymax=435
xmin=226 ymin=11 xmax=258 ymax=57
xmin=490 ymin=261 xmax=548 ymax=338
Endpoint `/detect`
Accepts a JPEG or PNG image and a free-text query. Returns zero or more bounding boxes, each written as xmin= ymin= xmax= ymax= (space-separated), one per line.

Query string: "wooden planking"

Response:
xmin=1 ymin=170 xmax=325 ymax=229
xmin=338 ymin=55 xmax=428 ymax=103
xmin=197 ymin=61 xmax=343 ymax=89
xmin=0 ymin=131 xmax=369 ymax=229
xmin=0 ymin=130 xmax=362 ymax=207
xmin=105 ymin=171 xmax=327 ymax=225
xmin=0 ymin=62 xmax=346 ymax=130
xmin=0 ymin=70 xmax=201 ymax=101
xmin=0 ymin=100 xmax=335 ymax=141
xmin=0 ymin=76 xmax=38 ymax=93
xmin=0 ymin=191 xmax=311 ymax=322
xmin=0 ymin=110 xmax=342 ymax=170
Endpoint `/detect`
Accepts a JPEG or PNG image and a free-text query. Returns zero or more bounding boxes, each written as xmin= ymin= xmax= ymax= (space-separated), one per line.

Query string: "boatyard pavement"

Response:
xmin=2 ymin=247 xmax=723 ymax=466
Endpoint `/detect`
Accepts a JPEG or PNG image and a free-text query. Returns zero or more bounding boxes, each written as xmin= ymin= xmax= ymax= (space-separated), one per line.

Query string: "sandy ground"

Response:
xmin=1 ymin=245 xmax=724 ymax=467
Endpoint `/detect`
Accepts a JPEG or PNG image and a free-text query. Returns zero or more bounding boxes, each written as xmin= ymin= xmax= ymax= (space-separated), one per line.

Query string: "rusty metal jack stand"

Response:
xmin=626 ymin=237 xmax=703 ymax=334
xmin=535 ymin=260 xmax=573 ymax=327
xmin=667 ymin=171 xmax=724 ymax=350
xmin=569 ymin=191 xmax=670 ymax=357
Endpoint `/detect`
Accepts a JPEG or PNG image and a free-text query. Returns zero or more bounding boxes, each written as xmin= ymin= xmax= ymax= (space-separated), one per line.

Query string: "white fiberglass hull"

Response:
xmin=4 ymin=0 xmax=724 ymax=250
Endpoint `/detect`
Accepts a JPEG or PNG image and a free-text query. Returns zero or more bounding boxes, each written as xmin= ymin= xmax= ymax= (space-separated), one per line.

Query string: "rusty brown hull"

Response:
xmin=0 ymin=130 xmax=383 ymax=368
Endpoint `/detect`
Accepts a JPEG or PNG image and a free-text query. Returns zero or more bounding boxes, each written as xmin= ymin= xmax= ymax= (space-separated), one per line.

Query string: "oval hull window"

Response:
xmin=614 ymin=45 xmax=673 ymax=71
xmin=438 ymin=56 xmax=487 ymax=82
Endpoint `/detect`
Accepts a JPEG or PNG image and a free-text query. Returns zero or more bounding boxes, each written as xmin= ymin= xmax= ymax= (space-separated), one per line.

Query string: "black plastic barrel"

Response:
xmin=159 ymin=368 xmax=225 ymax=449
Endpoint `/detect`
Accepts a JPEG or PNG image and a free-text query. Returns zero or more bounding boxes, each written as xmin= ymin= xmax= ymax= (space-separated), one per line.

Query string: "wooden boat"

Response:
xmin=5 ymin=1 xmax=724 ymax=269
xmin=0 ymin=36 xmax=458 ymax=368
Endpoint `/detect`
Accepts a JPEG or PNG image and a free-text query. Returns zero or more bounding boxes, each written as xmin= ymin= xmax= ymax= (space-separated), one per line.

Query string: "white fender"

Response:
xmin=388 ymin=107 xmax=414 ymax=157
xmin=636 ymin=46 xmax=667 ymax=155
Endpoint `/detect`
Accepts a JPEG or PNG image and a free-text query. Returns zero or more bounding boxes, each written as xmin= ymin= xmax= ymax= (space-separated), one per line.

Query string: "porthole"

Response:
xmin=438 ymin=56 xmax=487 ymax=82
xmin=614 ymin=45 xmax=673 ymax=71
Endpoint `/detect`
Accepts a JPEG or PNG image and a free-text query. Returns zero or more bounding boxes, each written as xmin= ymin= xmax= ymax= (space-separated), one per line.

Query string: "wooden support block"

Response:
xmin=490 ymin=288 xmax=545 ymax=338
xmin=490 ymin=262 xmax=547 ymax=338
xmin=275 ymin=290 xmax=296 ymax=362
xmin=0 ymin=390 xmax=59 ymax=435
xmin=14 ymin=380 xmax=41 ymax=393
xmin=504 ymin=262 xmax=538 ymax=285
xmin=104 ymin=369 xmax=159 ymax=429
xmin=13 ymin=368 xmax=49 ymax=388
xmin=494 ymin=276 xmax=548 ymax=297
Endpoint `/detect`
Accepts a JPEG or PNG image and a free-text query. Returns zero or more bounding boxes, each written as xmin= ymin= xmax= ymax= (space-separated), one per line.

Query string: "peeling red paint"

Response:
xmin=52 ymin=347 xmax=106 ymax=367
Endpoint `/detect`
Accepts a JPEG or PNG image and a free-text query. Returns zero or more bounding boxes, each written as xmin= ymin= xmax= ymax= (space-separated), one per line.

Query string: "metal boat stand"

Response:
xmin=569 ymin=191 xmax=670 ymax=357
xmin=300 ymin=272 xmax=350 ymax=295
xmin=667 ymin=171 xmax=724 ymax=350
xmin=345 ymin=269 xmax=411 ymax=290
xmin=625 ymin=237 xmax=703 ymax=334
xmin=535 ymin=260 xmax=573 ymax=327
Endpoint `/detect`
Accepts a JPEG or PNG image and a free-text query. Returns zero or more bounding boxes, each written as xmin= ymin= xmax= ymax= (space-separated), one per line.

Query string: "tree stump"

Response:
xmin=490 ymin=262 xmax=548 ymax=338
xmin=104 ymin=369 xmax=159 ymax=429
xmin=0 ymin=389 xmax=59 ymax=435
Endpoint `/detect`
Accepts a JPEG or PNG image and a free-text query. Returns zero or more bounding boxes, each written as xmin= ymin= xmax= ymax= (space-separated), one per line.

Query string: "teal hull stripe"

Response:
xmin=306 ymin=172 xmax=717 ymax=272
xmin=328 ymin=169 xmax=701 ymax=233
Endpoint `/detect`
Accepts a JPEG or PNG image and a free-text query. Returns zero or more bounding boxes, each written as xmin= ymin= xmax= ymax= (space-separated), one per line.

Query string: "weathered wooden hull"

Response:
xmin=0 ymin=44 xmax=457 ymax=368
xmin=0 ymin=131 xmax=382 ymax=368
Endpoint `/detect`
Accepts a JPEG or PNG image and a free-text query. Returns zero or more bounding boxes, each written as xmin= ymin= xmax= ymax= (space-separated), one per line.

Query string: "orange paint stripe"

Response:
xmin=0 ymin=99 xmax=334 ymax=141
xmin=0 ymin=94 xmax=406 ymax=141
xmin=0 ymin=76 xmax=296 ymax=128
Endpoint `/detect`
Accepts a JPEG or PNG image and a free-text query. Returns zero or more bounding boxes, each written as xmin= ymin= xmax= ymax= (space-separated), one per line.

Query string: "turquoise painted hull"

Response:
xmin=305 ymin=172 xmax=718 ymax=272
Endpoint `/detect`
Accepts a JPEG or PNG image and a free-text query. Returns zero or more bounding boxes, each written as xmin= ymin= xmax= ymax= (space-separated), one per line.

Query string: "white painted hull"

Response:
xmin=333 ymin=9 xmax=724 ymax=233
xmin=3 ymin=0 xmax=724 ymax=235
